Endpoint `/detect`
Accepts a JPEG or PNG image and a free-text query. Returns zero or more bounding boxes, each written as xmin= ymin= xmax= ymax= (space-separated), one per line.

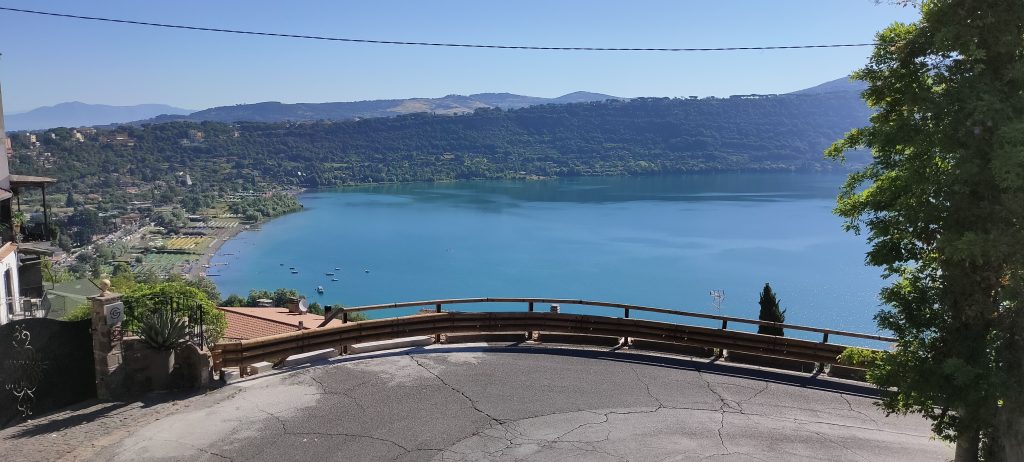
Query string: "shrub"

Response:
xmin=837 ymin=347 xmax=886 ymax=368
xmin=63 ymin=303 xmax=92 ymax=321
xmin=757 ymin=283 xmax=786 ymax=336
xmin=124 ymin=281 xmax=226 ymax=345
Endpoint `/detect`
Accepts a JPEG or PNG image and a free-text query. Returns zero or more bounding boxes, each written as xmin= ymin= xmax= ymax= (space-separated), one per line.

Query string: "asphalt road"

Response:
xmin=95 ymin=344 xmax=952 ymax=461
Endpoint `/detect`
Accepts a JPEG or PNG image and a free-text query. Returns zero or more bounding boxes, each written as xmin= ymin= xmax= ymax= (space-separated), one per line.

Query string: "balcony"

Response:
xmin=2 ymin=174 xmax=58 ymax=244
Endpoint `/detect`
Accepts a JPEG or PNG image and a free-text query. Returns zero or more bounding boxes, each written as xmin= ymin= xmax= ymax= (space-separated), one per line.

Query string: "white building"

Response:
xmin=0 ymin=79 xmax=54 ymax=325
xmin=0 ymin=242 xmax=22 ymax=325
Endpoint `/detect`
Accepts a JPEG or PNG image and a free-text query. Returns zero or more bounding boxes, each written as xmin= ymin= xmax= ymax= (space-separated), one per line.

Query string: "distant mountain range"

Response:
xmin=6 ymin=102 xmax=192 ymax=131
xmin=141 ymin=91 xmax=623 ymax=125
xmin=789 ymin=76 xmax=867 ymax=95
xmin=5 ymin=77 xmax=867 ymax=131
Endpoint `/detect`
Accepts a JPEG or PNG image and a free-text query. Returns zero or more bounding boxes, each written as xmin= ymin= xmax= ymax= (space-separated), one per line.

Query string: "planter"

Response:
xmin=725 ymin=350 xmax=818 ymax=373
xmin=171 ymin=343 xmax=212 ymax=389
xmin=132 ymin=346 xmax=175 ymax=391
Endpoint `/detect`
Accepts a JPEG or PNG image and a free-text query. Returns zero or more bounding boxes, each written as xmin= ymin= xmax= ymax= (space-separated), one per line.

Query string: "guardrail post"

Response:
xmin=721 ymin=319 xmax=728 ymax=330
xmin=821 ymin=332 xmax=829 ymax=344
xmin=435 ymin=304 xmax=443 ymax=343
xmin=340 ymin=308 xmax=350 ymax=355
xmin=527 ymin=302 xmax=534 ymax=340
xmin=622 ymin=308 xmax=631 ymax=346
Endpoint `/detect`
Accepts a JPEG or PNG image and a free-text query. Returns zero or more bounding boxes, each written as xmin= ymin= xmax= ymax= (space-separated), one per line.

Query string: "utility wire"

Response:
xmin=0 ymin=6 xmax=877 ymax=52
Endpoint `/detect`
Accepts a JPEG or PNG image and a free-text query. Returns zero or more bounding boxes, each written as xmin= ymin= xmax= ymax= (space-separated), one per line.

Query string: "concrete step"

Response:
xmin=628 ymin=339 xmax=716 ymax=358
xmin=347 ymin=336 xmax=435 ymax=355
xmin=724 ymin=350 xmax=817 ymax=373
xmin=278 ymin=348 xmax=339 ymax=368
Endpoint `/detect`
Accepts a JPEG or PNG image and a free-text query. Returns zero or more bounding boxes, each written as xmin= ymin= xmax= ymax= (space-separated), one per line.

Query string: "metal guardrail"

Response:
xmin=318 ymin=297 xmax=896 ymax=344
xmin=212 ymin=299 xmax=894 ymax=377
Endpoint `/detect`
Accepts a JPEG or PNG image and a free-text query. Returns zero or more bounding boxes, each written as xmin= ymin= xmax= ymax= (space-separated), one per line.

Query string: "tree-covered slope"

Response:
xmin=10 ymin=90 xmax=870 ymax=203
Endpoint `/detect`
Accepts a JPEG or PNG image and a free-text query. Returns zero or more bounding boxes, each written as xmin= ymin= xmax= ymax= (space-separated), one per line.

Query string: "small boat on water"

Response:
xmin=316 ymin=286 xmax=325 ymax=294
xmin=331 ymin=278 xmax=339 ymax=282
xmin=364 ymin=269 xmax=370 ymax=273
xmin=291 ymin=270 xmax=299 ymax=274
xmin=335 ymin=267 xmax=341 ymax=271
xmin=325 ymin=272 xmax=335 ymax=276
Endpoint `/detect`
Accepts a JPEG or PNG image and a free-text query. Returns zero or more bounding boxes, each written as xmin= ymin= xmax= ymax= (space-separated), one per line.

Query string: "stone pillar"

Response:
xmin=89 ymin=289 xmax=125 ymax=400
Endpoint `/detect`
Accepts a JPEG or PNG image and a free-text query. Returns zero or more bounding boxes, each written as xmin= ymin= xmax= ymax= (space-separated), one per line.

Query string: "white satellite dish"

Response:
xmin=298 ymin=297 xmax=309 ymax=314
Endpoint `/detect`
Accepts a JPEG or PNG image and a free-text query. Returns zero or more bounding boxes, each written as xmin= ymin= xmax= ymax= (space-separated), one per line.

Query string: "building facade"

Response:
xmin=0 ymin=79 xmax=56 ymax=325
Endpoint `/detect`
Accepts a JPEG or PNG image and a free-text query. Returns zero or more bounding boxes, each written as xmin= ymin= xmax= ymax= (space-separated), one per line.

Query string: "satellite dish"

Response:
xmin=298 ymin=297 xmax=309 ymax=314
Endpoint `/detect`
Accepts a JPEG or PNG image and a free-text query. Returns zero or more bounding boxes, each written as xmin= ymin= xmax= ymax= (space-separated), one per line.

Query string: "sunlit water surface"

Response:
xmin=211 ymin=174 xmax=888 ymax=344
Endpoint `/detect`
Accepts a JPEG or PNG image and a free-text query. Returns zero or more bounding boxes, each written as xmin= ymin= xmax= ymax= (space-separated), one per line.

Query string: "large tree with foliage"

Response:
xmin=826 ymin=1 xmax=1024 ymax=460
xmin=756 ymin=283 xmax=785 ymax=336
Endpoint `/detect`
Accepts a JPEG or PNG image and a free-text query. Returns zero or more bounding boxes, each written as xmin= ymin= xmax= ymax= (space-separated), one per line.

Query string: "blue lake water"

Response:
xmin=211 ymin=174 xmax=889 ymax=345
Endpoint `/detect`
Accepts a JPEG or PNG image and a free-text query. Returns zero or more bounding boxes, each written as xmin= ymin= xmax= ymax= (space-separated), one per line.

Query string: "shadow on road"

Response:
xmin=3 ymin=389 xmax=201 ymax=439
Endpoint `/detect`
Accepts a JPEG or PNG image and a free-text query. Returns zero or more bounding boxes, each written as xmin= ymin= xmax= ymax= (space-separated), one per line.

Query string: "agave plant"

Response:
xmin=138 ymin=309 xmax=189 ymax=350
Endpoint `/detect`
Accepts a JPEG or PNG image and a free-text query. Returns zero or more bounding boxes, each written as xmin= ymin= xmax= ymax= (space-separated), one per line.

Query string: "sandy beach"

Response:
xmin=188 ymin=222 xmax=250 ymax=278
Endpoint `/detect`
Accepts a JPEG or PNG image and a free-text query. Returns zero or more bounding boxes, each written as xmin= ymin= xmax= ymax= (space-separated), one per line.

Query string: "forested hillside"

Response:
xmin=9 ymin=91 xmax=870 ymax=205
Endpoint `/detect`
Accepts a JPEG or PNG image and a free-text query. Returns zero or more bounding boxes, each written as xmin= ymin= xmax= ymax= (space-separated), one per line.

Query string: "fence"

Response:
xmin=213 ymin=298 xmax=895 ymax=377
xmin=123 ymin=293 xmax=207 ymax=348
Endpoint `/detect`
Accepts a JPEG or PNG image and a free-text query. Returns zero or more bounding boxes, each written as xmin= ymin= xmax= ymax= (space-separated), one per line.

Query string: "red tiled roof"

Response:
xmin=218 ymin=306 xmax=344 ymax=341
xmin=0 ymin=242 xmax=17 ymax=261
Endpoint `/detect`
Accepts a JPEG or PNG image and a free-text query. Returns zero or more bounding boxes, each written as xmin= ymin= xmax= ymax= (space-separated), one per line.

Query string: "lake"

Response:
xmin=210 ymin=174 xmax=889 ymax=344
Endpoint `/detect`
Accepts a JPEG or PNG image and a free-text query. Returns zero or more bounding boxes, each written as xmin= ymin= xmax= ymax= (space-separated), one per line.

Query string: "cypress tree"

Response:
xmin=757 ymin=283 xmax=785 ymax=336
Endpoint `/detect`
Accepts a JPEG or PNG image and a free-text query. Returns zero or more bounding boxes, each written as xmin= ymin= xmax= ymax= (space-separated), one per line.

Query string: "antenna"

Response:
xmin=709 ymin=289 xmax=725 ymax=314
xmin=298 ymin=297 xmax=309 ymax=314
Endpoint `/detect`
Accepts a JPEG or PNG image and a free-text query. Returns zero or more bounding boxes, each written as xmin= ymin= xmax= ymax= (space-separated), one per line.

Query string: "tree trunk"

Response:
xmin=996 ymin=358 xmax=1024 ymax=462
xmin=954 ymin=427 xmax=979 ymax=462
xmin=997 ymin=403 xmax=1024 ymax=461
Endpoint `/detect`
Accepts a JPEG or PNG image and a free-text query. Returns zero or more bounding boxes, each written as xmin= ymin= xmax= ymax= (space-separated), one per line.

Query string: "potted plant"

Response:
xmin=11 ymin=211 xmax=28 ymax=237
xmin=829 ymin=347 xmax=885 ymax=381
xmin=137 ymin=309 xmax=189 ymax=390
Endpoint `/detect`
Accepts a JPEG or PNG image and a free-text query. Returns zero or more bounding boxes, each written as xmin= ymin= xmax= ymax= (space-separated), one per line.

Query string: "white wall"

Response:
xmin=0 ymin=245 xmax=21 ymax=325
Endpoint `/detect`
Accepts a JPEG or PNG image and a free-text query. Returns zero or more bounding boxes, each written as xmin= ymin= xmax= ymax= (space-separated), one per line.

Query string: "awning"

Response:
xmin=10 ymin=174 xmax=58 ymax=188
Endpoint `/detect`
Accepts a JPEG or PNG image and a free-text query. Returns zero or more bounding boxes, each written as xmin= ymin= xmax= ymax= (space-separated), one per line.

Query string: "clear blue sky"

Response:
xmin=0 ymin=1 xmax=919 ymax=112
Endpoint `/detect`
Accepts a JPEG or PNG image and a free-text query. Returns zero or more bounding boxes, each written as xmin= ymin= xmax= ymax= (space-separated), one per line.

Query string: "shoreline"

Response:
xmin=189 ymin=221 xmax=250 ymax=279
xmin=189 ymin=188 xmax=306 ymax=279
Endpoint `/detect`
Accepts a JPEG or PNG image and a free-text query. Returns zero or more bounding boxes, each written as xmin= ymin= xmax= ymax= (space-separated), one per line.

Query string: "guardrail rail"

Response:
xmin=211 ymin=298 xmax=894 ymax=377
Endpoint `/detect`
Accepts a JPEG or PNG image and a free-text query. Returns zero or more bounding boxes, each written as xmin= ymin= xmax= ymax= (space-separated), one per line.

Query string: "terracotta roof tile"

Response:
xmin=218 ymin=306 xmax=344 ymax=341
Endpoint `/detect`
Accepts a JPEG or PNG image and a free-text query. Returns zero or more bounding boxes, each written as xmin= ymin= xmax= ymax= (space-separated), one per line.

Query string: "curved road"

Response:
xmin=95 ymin=344 xmax=951 ymax=461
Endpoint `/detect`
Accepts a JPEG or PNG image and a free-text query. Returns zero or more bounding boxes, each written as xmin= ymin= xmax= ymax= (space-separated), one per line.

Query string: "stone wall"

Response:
xmin=90 ymin=291 xmax=212 ymax=398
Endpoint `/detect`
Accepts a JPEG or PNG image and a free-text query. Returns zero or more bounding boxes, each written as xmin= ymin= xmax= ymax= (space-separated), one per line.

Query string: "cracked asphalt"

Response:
xmin=12 ymin=344 xmax=954 ymax=461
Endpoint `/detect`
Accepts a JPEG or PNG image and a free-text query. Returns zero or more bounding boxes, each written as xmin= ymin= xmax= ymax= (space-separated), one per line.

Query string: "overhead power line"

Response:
xmin=0 ymin=6 xmax=877 ymax=52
